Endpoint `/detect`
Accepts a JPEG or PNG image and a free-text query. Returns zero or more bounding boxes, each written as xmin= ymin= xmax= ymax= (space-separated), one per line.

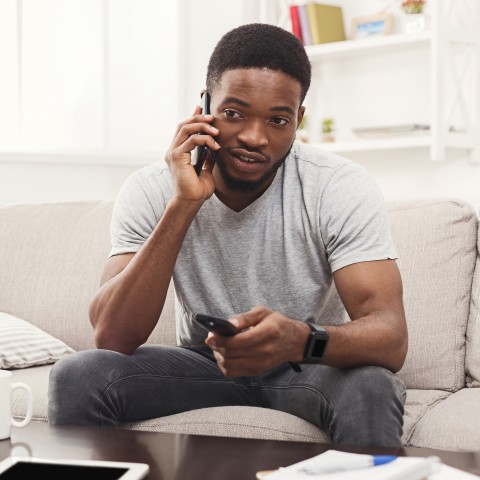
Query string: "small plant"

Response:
xmin=321 ymin=117 xmax=335 ymax=143
xmin=401 ymin=0 xmax=426 ymax=14
xmin=322 ymin=118 xmax=334 ymax=135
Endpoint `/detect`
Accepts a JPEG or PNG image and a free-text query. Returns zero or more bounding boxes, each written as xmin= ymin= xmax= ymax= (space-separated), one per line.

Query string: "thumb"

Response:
xmin=230 ymin=306 xmax=272 ymax=331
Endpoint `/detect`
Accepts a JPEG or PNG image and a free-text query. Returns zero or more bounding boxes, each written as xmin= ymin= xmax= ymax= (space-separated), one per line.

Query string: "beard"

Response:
xmin=213 ymin=142 xmax=294 ymax=193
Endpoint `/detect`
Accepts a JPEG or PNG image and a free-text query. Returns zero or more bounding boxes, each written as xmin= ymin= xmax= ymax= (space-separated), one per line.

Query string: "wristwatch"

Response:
xmin=302 ymin=322 xmax=329 ymax=363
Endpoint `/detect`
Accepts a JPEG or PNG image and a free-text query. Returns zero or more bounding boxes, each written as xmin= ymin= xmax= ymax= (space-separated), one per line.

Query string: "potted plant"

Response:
xmin=401 ymin=0 xmax=426 ymax=14
xmin=401 ymin=0 xmax=427 ymax=34
xmin=321 ymin=117 xmax=335 ymax=143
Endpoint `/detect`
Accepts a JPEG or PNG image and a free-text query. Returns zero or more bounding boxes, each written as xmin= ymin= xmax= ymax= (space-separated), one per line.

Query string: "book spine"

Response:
xmin=306 ymin=3 xmax=320 ymax=45
xmin=297 ymin=4 xmax=312 ymax=46
xmin=289 ymin=5 xmax=303 ymax=43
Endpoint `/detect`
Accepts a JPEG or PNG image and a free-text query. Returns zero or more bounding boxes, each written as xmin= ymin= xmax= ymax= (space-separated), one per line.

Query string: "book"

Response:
xmin=306 ymin=2 xmax=346 ymax=45
xmin=289 ymin=5 xmax=303 ymax=43
xmin=297 ymin=4 xmax=312 ymax=46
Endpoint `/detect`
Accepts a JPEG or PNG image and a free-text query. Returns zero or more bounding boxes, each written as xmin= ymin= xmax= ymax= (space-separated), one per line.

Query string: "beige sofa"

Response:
xmin=2 ymin=197 xmax=480 ymax=452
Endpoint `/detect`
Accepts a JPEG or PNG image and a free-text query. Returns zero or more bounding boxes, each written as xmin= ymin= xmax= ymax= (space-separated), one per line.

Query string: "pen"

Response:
xmin=299 ymin=454 xmax=397 ymax=475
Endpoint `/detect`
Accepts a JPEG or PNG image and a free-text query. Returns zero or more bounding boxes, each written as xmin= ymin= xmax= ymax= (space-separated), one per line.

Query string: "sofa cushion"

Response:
xmin=122 ymin=406 xmax=330 ymax=443
xmin=467 ymin=255 xmax=480 ymax=387
xmin=407 ymin=388 xmax=480 ymax=451
xmin=0 ymin=312 xmax=74 ymax=369
xmin=388 ymin=199 xmax=478 ymax=391
xmin=0 ymin=201 xmax=114 ymax=351
xmin=401 ymin=389 xmax=451 ymax=445
xmin=11 ymin=364 xmax=52 ymax=423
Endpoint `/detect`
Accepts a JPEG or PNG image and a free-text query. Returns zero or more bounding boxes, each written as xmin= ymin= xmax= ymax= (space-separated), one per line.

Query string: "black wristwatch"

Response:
xmin=302 ymin=322 xmax=329 ymax=363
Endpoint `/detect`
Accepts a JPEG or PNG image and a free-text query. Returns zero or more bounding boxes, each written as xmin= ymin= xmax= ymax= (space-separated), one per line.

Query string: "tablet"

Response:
xmin=0 ymin=456 xmax=149 ymax=480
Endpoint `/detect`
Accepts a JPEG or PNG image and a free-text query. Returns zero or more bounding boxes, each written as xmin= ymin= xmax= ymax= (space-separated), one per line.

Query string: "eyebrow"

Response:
xmin=220 ymin=96 xmax=296 ymax=116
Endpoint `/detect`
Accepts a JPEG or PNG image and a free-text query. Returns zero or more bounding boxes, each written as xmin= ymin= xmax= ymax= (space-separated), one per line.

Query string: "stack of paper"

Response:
xmin=257 ymin=450 xmax=480 ymax=480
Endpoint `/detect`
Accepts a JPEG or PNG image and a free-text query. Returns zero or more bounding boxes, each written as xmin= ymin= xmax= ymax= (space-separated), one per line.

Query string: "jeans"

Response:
xmin=48 ymin=344 xmax=406 ymax=447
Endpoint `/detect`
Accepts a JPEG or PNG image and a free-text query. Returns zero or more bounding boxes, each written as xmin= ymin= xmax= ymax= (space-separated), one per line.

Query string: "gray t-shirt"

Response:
xmin=110 ymin=141 xmax=397 ymax=346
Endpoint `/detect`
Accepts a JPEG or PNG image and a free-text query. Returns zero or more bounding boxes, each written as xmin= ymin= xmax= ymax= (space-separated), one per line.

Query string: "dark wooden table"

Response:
xmin=1 ymin=422 xmax=480 ymax=479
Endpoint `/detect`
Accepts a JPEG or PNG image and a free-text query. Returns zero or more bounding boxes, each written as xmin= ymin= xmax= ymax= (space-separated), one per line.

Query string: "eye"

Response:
xmin=271 ymin=117 xmax=289 ymax=126
xmin=224 ymin=109 xmax=242 ymax=119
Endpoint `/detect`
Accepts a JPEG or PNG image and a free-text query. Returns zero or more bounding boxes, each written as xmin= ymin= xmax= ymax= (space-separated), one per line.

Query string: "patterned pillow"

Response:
xmin=0 ymin=312 xmax=75 ymax=369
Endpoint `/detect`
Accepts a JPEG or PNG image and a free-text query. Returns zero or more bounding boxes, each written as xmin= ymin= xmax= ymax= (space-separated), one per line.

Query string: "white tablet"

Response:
xmin=0 ymin=456 xmax=149 ymax=480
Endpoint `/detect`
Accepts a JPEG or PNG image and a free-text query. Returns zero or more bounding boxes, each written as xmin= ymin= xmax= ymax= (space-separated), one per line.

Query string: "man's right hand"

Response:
xmin=165 ymin=104 xmax=221 ymax=204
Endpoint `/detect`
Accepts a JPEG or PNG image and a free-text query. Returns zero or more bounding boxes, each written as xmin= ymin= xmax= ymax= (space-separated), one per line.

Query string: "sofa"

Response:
xmin=2 ymin=197 xmax=480 ymax=452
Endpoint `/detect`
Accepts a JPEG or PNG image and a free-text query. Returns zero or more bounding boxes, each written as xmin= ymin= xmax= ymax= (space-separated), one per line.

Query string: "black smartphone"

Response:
xmin=191 ymin=92 xmax=212 ymax=175
xmin=194 ymin=313 xmax=240 ymax=336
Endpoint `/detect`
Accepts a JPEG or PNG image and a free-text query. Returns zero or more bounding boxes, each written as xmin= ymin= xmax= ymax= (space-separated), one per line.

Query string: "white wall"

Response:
xmin=0 ymin=0 xmax=254 ymax=205
xmin=1 ymin=0 xmax=480 ymax=211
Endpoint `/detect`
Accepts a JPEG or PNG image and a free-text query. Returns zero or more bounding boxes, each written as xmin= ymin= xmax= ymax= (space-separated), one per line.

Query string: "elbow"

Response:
xmin=94 ymin=327 xmax=139 ymax=355
xmin=386 ymin=333 xmax=408 ymax=373
xmin=89 ymin=299 xmax=139 ymax=355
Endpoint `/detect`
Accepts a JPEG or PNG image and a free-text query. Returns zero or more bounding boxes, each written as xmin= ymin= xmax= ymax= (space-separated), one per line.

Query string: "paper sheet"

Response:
xmin=261 ymin=450 xmax=480 ymax=480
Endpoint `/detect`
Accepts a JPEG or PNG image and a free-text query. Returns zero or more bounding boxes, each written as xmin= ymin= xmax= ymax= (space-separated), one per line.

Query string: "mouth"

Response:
xmin=228 ymin=149 xmax=267 ymax=172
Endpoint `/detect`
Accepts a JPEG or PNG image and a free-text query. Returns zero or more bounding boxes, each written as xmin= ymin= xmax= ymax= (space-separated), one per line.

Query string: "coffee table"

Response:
xmin=1 ymin=422 xmax=480 ymax=479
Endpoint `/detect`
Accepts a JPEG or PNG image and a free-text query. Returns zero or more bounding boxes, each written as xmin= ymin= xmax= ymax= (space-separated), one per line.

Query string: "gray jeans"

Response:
xmin=48 ymin=344 xmax=406 ymax=447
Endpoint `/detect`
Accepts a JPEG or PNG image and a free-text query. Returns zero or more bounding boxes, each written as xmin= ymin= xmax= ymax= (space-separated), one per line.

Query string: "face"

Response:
xmin=209 ymin=68 xmax=305 ymax=198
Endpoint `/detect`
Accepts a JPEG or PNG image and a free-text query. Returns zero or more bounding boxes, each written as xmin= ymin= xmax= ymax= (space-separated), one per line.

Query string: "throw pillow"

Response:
xmin=0 ymin=312 xmax=75 ymax=369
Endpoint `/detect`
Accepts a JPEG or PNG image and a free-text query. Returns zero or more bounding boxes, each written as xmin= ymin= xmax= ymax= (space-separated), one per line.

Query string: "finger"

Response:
xmin=173 ymin=111 xmax=215 ymax=138
xmin=171 ymin=120 xmax=219 ymax=150
xmin=181 ymin=134 xmax=220 ymax=157
xmin=231 ymin=306 xmax=273 ymax=330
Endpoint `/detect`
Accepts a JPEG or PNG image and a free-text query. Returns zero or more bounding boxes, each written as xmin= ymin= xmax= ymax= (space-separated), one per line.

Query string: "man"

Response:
xmin=48 ymin=23 xmax=408 ymax=447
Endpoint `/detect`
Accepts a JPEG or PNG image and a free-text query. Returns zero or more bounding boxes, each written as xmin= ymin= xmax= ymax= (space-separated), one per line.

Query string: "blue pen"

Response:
xmin=299 ymin=454 xmax=397 ymax=475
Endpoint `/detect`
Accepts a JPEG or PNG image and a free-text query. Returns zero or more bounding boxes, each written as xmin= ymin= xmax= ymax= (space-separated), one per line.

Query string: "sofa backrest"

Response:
xmin=0 ymin=201 xmax=176 ymax=352
xmin=388 ymin=198 xmax=478 ymax=391
xmin=467 ymin=247 xmax=480 ymax=387
xmin=1 ymin=198 xmax=478 ymax=393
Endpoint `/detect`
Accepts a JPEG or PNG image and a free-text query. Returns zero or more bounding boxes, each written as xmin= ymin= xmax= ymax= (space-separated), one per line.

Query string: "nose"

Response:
xmin=237 ymin=119 xmax=268 ymax=149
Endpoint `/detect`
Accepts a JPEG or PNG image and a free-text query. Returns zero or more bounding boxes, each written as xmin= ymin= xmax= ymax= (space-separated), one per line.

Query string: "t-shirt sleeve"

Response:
xmin=109 ymin=169 xmax=166 ymax=257
xmin=319 ymin=162 xmax=397 ymax=273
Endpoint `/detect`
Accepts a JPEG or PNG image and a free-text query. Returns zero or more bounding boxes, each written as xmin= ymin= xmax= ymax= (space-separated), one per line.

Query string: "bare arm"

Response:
xmin=89 ymin=197 xmax=203 ymax=354
xmin=206 ymin=259 xmax=407 ymax=376
xmin=321 ymin=259 xmax=408 ymax=372
xmin=89 ymin=104 xmax=220 ymax=354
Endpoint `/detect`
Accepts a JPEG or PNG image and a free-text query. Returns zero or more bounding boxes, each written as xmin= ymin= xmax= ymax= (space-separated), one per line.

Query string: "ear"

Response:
xmin=297 ymin=106 xmax=306 ymax=130
xmin=200 ymin=88 xmax=207 ymax=99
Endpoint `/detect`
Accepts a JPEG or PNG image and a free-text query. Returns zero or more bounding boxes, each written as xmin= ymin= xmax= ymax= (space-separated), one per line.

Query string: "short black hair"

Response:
xmin=206 ymin=23 xmax=311 ymax=103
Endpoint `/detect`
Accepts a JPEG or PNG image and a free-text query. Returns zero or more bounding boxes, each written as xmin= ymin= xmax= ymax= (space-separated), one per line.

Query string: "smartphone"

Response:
xmin=194 ymin=313 xmax=240 ymax=336
xmin=191 ymin=92 xmax=212 ymax=175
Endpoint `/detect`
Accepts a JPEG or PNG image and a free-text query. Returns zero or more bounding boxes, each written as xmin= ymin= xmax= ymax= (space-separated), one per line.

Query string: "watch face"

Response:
xmin=311 ymin=338 xmax=328 ymax=358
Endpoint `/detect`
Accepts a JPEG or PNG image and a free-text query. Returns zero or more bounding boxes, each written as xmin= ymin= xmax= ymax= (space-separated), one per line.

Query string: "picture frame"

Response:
xmin=350 ymin=14 xmax=393 ymax=39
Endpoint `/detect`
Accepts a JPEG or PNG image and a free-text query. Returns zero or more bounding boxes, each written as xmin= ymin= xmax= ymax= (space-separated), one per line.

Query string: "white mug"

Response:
xmin=0 ymin=370 xmax=33 ymax=440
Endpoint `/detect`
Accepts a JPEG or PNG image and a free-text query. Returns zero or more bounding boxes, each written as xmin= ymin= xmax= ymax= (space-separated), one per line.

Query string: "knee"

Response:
xmin=48 ymin=349 xmax=117 ymax=424
xmin=348 ymin=366 xmax=406 ymax=408
xmin=49 ymin=350 xmax=103 ymax=392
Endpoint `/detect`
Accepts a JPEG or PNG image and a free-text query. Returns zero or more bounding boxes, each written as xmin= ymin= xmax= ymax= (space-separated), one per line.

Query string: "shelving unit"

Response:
xmin=258 ymin=0 xmax=480 ymax=163
xmin=305 ymin=31 xmax=431 ymax=60
xmin=319 ymin=135 xmax=432 ymax=154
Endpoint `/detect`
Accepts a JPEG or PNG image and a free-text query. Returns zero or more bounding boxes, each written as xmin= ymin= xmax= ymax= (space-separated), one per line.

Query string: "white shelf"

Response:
xmin=305 ymin=31 xmax=431 ymax=60
xmin=315 ymin=136 xmax=432 ymax=153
